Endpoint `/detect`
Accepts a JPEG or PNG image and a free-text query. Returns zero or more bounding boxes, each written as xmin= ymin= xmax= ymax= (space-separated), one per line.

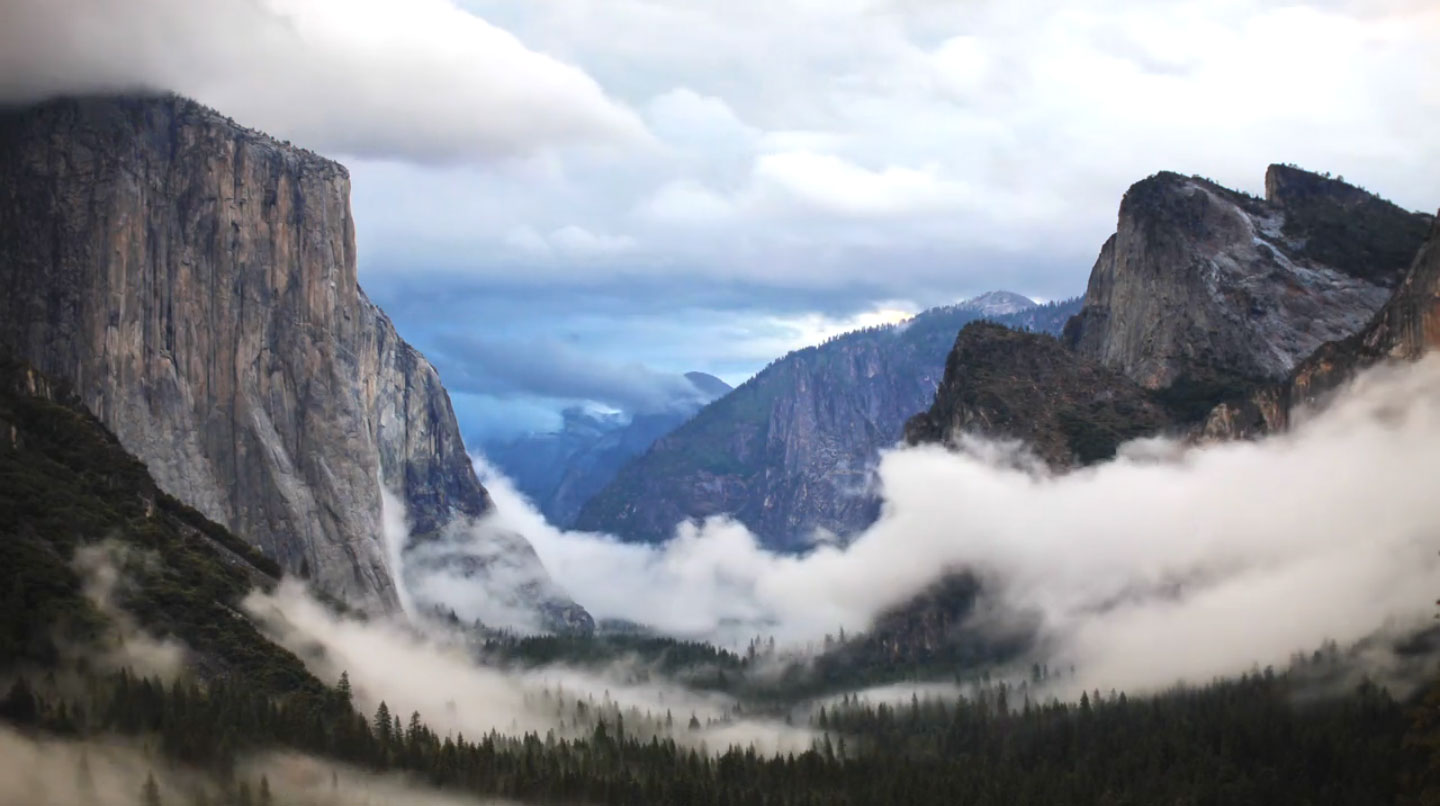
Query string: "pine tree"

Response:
xmin=0 ymin=676 xmax=38 ymax=724
xmin=141 ymin=772 xmax=163 ymax=806
xmin=374 ymin=701 xmax=392 ymax=745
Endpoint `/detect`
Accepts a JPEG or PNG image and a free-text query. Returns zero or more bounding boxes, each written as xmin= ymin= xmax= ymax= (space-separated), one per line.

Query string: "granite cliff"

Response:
xmin=893 ymin=170 xmax=1433 ymax=668
xmin=0 ymin=94 xmax=585 ymax=627
xmin=574 ymin=295 xmax=1079 ymax=549
xmin=1063 ymin=165 xmax=1431 ymax=417
xmin=913 ymin=167 xmax=1433 ymax=458
xmin=1202 ymin=205 xmax=1440 ymax=439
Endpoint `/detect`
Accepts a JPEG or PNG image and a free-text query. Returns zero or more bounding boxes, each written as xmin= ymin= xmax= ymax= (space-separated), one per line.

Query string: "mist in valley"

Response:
xmin=430 ymin=356 xmax=1440 ymax=699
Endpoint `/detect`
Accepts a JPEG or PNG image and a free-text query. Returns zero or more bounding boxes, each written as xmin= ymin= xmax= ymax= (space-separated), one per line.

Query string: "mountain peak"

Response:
xmin=1066 ymin=164 xmax=1430 ymax=401
xmin=958 ymin=290 xmax=1037 ymax=317
xmin=684 ymin=371 xmax=733 ymax=400
xmin=1264 ymin=163 xmax=1376 ymax=208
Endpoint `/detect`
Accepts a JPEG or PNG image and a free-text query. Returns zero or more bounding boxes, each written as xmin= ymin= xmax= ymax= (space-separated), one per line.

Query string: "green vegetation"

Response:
xmin=0 ymin=651 xmax=1421 ymax=806
xmin=0 ymin=353 xmax=318 ymax=696
xmin=1271 ymin=164 xmax=1432 ymax=285
xmin=2 ymin=351 xmax=1439 ymax=805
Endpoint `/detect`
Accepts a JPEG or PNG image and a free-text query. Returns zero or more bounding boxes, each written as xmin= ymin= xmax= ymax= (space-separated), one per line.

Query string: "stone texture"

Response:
xmin=0 ymin=94 xmax=583 ymax=624
xmin=574 ymin=297 xmax=1080 ymax=549
xmin=905 ymin=322 xmax=1178 ymax=467
xmin=1063 ymin=167 xmax=1431 ymax=407
xmin=1201 ymin=207 xmax=1440 ymax=439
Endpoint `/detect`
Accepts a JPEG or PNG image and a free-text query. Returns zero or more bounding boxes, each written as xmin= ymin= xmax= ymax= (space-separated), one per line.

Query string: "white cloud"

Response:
xmin=646 ymin=88 xmax=758 ymax=149
xmin=458 ymin=356 xmax=1440 ymax=695
xmin=0 ymin=0 xmax=650 ymax=162
xmin=754 ymin=151 xmax=974 ymax=217
xmin=638 ymin=181 xmax=737 ymax=224
xmin=374 ymin=0 xmax=1437 ymax=298
xmin=549 ymin=225 xmax=639 ymax=257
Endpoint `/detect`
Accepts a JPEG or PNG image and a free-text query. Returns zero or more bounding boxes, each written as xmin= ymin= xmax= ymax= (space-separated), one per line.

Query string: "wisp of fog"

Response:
xmin=0 ymin=725 xmax=519 ymax=806
xmin=443 ymin=356 xmax=1440 ymax=694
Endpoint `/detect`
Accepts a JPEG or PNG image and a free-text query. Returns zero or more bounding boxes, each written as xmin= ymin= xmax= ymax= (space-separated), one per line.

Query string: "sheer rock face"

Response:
xmin=1202 ymin=207 xmax=1440 ymax=439
xmin=1063 ymin=167 xmax=1431 ymax=398
xmin=905 ymin=322 xmax=1178 ymax=467
xmin=0 ymin=95 xmax=579 ymax=621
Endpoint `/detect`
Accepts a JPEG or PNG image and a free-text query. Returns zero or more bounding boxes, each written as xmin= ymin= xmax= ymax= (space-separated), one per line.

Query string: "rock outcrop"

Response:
xmin=1063 ymin=166 xmax=1431 ymax=416
xmin=905 ymin=322 xmax=1178 ymax=466
xmin=573 ymin=296 xmax=1080 ymax=549
xmin=0 ymin=94 xmax=584 ymax=625
xmin=1202 ymin=205 xmax=1440 ymax=438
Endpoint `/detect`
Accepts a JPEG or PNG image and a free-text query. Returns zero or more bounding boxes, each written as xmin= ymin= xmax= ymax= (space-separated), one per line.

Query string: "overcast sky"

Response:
xmin=4 ymin=0 xmax=1437 ymax=438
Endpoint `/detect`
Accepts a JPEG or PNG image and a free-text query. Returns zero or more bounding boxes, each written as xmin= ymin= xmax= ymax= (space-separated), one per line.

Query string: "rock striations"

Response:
xmin=915 ymin=166 xmax=1434 ymax=459
xmin=0 ymin=94 xmax=584 ymax=625
xmin=574 ymin=296 xmax=1079 ymax=549
xmin=1202 ymin=205 xmax=1440 ymax=439
xmin=1063 ymin=166 xmax=1431 ymax=416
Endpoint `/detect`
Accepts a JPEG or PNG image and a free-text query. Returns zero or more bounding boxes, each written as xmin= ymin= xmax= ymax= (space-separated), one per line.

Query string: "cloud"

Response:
xmin=754 ymin=151 xmax=974 ymax=217
xmin=72 ymin=543 xmax=188 ymax=681
xmin=638 ymin=181 xmax=737 ymax=224
xmin=430 ymin=333 xmax=714 ymax=414
xmin=0 ymin=0 xmax=648 ymax=162
xmin=0 ymin=726 xmax=522 ymax=806
xmin=458 ymin=356 xmax=1440 ymax=695
xmin=243 ymin=581 xmax=815 ymax=754
xmin=343 ymin=0 xmax=1438 ymax=299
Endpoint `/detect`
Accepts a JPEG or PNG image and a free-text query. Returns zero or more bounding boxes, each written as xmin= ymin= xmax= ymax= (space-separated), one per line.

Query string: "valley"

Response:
xmin=1 ymin=4 xmax=1439 ymax=802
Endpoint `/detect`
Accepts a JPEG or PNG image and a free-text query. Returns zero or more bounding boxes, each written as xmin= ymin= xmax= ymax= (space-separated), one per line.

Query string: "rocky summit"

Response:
xmin=912 ymin=167 xmax=1436 ymax=458
xmin=1063 ymin=165 xmax=1431 ymax=418
xmin=0 ymin=94 xmax=586 ymax=627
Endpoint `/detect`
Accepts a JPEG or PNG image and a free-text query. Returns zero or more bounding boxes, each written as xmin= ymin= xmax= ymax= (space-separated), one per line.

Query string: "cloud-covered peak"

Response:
xmin=0 ymin=0 xmax=649 ymax=162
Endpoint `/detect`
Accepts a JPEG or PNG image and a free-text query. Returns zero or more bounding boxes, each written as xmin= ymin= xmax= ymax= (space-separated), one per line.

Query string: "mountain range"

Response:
xmin=573 ymin=293 xmax=1080 ymax=549
xmin=481 ymin=372 xmax=732 ymax=528
xmin=2 ymin=92 xmax=1436 ymax=653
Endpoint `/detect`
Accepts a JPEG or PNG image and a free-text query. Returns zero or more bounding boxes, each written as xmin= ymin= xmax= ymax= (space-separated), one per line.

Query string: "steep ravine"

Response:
xmin=0 ymin=94 xmax=585 ymax=627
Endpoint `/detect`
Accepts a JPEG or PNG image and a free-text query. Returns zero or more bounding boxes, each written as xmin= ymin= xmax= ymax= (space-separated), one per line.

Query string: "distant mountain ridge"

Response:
xmin=573 ymin=294 xmax=1080 ymax=549
xmin=483 ymin=372 xmax=733 ymax=527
